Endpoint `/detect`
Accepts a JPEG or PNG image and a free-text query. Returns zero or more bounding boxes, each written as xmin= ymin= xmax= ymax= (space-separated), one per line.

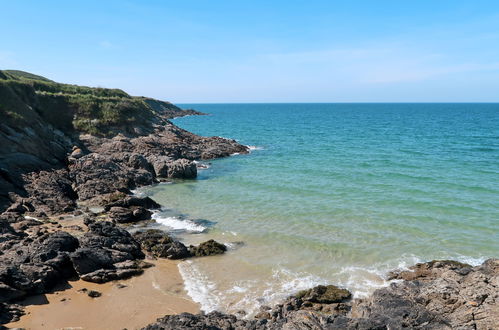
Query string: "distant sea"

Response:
xmin=139 ymin=103 xmax=499 ymax=316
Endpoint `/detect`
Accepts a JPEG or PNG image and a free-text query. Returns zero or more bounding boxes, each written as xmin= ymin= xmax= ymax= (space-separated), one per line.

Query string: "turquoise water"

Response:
xmin=142 ymin=103 xmax=499 ymax=314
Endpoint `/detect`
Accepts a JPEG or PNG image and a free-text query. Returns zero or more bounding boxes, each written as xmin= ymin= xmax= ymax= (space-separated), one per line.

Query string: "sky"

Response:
xmin=1 ymin=0 xmax=499 ymax=103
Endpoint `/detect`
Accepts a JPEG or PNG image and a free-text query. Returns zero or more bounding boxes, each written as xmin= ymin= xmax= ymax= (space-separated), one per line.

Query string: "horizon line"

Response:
xmin=174 ymin=101 xmax=499 ymax=105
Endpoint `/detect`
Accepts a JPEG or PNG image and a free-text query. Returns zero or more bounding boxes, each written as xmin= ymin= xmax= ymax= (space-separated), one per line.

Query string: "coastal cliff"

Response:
xmin=0 ymin=70 xmax=247 ymax=214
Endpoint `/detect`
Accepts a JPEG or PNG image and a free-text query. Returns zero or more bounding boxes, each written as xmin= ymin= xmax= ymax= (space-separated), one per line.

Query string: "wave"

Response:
xmin=230 ymin=145 xmax=263 ymax=156
xmin=246 ymin=145 xmax=264 ymax=151
xmin=178 ymin=260 xmax=222 ymax=312
xmin=177 ymin=253 xmax=492 ymax=317
xmin=152 ymin=213 xmax=206 ymax=233
xmin=177 ymin=262 xmax=327 ymax=317
xmin=193 ymin=160 xmax=211 ymax=170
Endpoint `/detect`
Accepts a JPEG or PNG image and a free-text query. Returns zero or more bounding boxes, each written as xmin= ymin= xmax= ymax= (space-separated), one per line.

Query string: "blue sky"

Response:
xmin=1 ymin=1 xmax=499 ymax=102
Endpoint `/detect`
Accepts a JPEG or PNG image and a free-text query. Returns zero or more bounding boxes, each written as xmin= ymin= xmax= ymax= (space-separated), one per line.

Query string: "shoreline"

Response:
xmin=5 ymin=258 xmax=200 ymax=330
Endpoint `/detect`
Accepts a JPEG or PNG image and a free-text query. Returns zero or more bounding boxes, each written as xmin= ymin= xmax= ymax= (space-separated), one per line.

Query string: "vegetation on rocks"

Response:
xmin=0 ymin=69 xmax=159 ymax=136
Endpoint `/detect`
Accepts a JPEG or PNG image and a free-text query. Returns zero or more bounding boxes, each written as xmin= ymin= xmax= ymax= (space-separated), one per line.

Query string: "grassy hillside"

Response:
xmin=0 ymin=70 xmax=184 ymax=136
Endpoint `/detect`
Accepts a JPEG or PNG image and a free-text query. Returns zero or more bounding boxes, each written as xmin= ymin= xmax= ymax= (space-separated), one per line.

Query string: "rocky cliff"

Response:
xmin=0 ymin=70 xmax=247 ymax=214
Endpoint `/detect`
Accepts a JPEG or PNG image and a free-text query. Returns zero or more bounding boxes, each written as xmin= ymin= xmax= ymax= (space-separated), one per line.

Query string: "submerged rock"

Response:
xmin=189 ymin=239 xmax=227 ymax=257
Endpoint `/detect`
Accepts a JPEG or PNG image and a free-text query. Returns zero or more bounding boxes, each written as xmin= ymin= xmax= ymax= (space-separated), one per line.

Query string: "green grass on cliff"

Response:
xmin=0 ymin=70 xmax=157 ymax=136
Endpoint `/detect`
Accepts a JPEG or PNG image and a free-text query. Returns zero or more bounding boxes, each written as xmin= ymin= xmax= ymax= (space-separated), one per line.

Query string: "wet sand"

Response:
xmin=6 ymin=259 xmax=199 ymax=330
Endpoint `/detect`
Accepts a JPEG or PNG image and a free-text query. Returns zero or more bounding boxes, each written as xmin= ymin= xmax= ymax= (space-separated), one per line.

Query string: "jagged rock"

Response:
xmin=107 ymin=206 xmax=152 ymax=223
xmin=127 ymin=153 xmax=154 ymax=172
xmin=22 ymin=169 xmax=77 ymax=216
xmin=166 ymin=158 xmax=197 ymax=179
xmin=295 ymin=285 xmax=351 ymax=304
xmin=0 ymin=219 xmax=25 ymax=243
xmin=189 ymin=239 xmax=227 ymax=257
xmin=0 ymin=212 xmax=25 ymax=224
xmin=0 ymin=230 xmax=79 ymax=306
xmin=150 ymin=155 xmax=173 ymax=178
xmin=104 ymin=196 xmax=160 ymax=211
xmin=142 ymin=311 xmax=266 ymax=330
xmin=70 ymin=219 xmax=147 ymax=283
xmin=150 ymin=156 xmax=197 ymax=179
xmin=69 ymin=153 xmax=154 ymax=203
xmin=133 ymin=230 xmax=190 ymax=259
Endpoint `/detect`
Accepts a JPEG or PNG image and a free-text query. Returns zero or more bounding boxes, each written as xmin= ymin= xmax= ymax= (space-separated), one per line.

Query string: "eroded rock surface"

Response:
xmin=133 ymin=229 xmax=190 ymax=260
xmin=133 ymin=229 xmax=228 ymax=260
xmin=70 ymin=218 xmax=149 ymax=283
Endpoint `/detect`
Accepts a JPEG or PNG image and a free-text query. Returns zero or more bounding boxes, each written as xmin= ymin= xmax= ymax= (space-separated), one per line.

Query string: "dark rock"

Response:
xmin=133 ymin=230 xmax=190 ymax=260
xmin=295 ymin=284 xmax=351 ymax=304
xmin=87 ymin=290 xmax=101 ymax=298
xmin=0 ymin=230 xmax=79 ymax=307
xmin=70 ymin=220 xmax=146 ymax=283
xmin=142 ymin=311 xmax=265 ymax=330
xmin=104 ymin=196 xmax=160 ymax=211
xmin=22 ymin=169 xmax=78 ymax=216
xmin=108 ymin=206 xmax=152 ymax=223
xmin=189 ymin=239 xmax=227 ymax=257
xmin=0 ymin=302 xmax=24 ymax=324
xmin=6 ymin=200 xmax=34 ymax=214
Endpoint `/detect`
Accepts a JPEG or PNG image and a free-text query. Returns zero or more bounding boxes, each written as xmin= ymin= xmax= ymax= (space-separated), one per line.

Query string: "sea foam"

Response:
xmin=178 ymin=260 xmax=222 ymax=312
xmin=152 ymin=213 xmax=206 ymax=233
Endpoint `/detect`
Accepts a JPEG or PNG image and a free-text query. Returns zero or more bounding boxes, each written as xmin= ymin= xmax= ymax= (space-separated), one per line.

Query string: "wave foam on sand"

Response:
xmin=177 ymin=253 xmax=490 ymax=317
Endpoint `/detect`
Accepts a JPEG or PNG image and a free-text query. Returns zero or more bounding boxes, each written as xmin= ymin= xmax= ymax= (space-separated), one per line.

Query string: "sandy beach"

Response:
xmin=6 ymin=259 xmax=199 ymax=330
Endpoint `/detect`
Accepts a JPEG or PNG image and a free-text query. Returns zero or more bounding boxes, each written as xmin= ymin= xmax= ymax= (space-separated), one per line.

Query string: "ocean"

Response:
xmin=137 ymin=103 xmax=499 ymax=316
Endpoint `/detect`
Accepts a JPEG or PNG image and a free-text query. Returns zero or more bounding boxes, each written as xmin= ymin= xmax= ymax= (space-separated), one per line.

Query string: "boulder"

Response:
xmin=108 ymin=206 xmax=152 ymax=223
xmin=104 ymin=196 xmax=160 ymax=211
xmin=133 ymin=230 xmax=190 ymax=259
xmin=150 ymin=156 xmax=197 ymax=179
xmin=295 ymin=285 xmax=351 ymax=304
xmin=70 ymin=219 xmax=147 ymax=283
xmin=189 ymin=239 xmax=227 ymax=257
xmin=167 ymin=159 xmax=197 ymax=179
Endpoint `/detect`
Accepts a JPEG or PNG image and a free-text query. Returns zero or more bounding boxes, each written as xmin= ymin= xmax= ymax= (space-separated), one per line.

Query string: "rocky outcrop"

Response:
xmin=133 ymin=230 xmax=228 ymax=260
xmin=0 ymin=225 xmax=79 ymax=304
xmin=107 ymin=206 xmax=152 ymax=224
xmin=144 ymin=259 xmax=499 ymax=330
xmin=103 ymin=195 xmax=161 ymax=211
xmin=70 ymin=218 xmax=149 ymax=283
xmin=0 ymin=71 xmax=248 ymax=215
xmin=22 ymin=169 xmax=78 ymax=216
xmin=189 ymin=239 xmax=227 ymax=257
xmin=133 ymin=230 xmax=190 ymax=260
